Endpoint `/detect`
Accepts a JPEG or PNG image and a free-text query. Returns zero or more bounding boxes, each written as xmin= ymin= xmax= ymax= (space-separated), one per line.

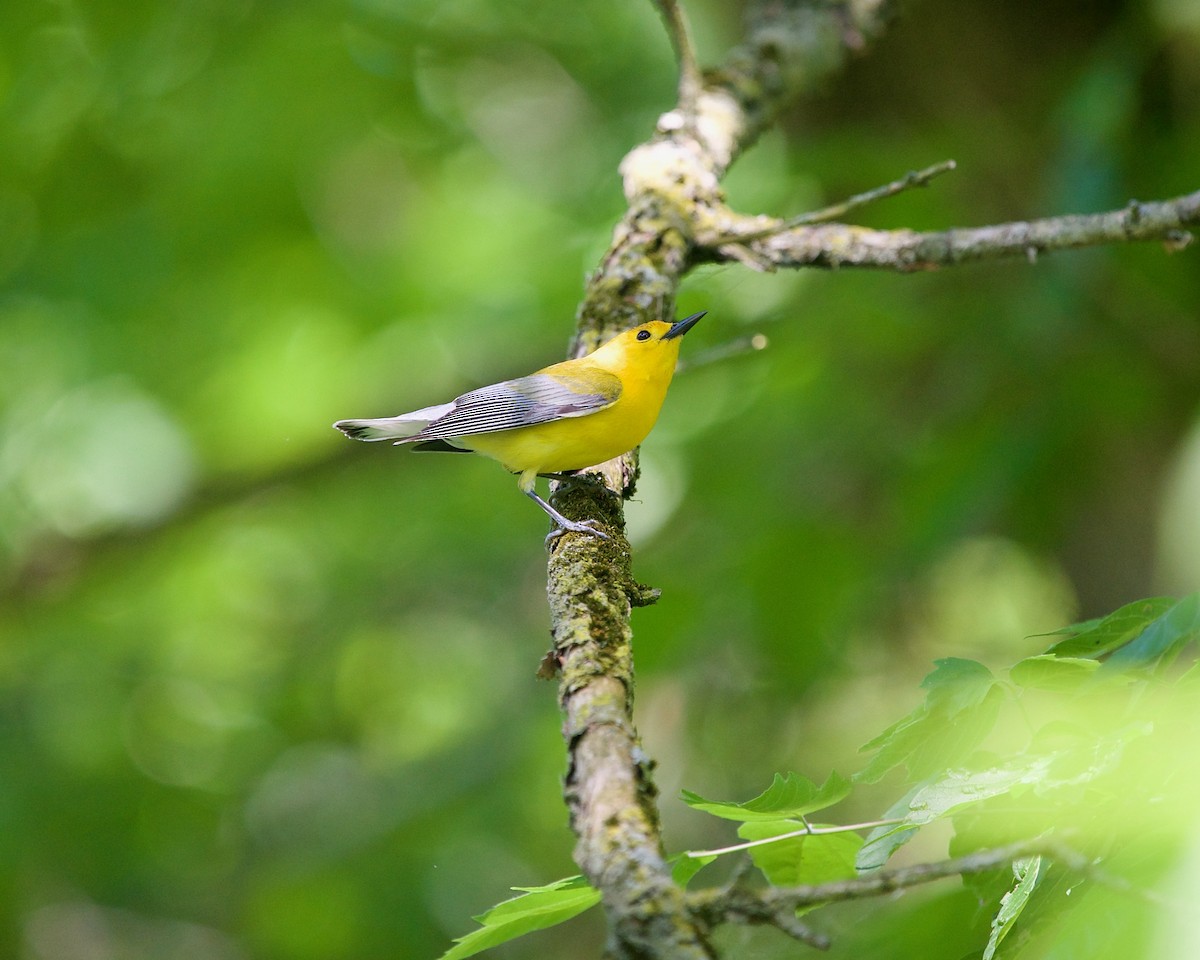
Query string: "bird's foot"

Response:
xmin=545 ymin=517 xmax=610 ymax=546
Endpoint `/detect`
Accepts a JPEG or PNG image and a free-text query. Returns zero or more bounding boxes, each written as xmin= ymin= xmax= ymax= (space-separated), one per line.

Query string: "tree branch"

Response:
xmin=652 ymin=0 xmax=703 ymax=120
xmin=700 ymin=190 xmax=1200 ymax=272
xmin=546 ymin=1 xmax=1197 ymax=957
xmin=688 ymin=838 xmax=1086 ymax=942
xmin=549 ymin=2 xmax=900 ymax=957
xmin=711 ymin=159 xmax=959 ymax=242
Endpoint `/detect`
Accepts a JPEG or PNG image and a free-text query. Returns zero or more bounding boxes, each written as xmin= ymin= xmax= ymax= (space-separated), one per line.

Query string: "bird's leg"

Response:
xmin=519 ymin=472 xmax=609 ymax=542
xmin=526 ymin=487 xmax=610 ymax=542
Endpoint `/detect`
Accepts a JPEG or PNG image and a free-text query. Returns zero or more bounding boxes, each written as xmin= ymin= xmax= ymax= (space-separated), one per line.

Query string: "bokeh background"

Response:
xmin=2 ymin=0 xmax=1198 ymax=957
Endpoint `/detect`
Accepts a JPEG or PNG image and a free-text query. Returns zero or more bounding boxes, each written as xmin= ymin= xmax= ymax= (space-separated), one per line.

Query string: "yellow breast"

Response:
xmin=465 ymin=358 xmax=673 ymax=474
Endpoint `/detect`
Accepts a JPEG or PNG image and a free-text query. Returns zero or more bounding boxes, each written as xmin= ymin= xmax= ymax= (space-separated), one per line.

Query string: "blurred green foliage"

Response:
xmin=1 ymin=0 xmax=1198 ymax=958
xmin=445 ymin=598 xmax=1200 ymax=958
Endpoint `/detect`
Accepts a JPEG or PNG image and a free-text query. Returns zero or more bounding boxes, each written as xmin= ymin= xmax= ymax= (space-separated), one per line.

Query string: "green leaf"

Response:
xmin=670 ymin=852 xmax=717 ymax=888
xmin=857 ymin=785 xmax=922 ymax=871
xmin=862 ymin=719 xmax=1149 ymax=877
xmin=681 ymin=771 xmax=850 ymax=822
xmin=856 ymin=660 xmax=1003 ymax=784
xmin=856 ymin=822 xmax=919 ymax=871
xmin=871 ymin=723 xmax=1149 ymax=850
xmin=1180 ymin=657 xmax=1200 ymax=687
xmin=1030 ymin=617 xmax=1104 ymax=639
xmin=1103 ymin=593 xmax=1200 ymax=673
xmin=737 ymin=820 xmax=862 ymax=888
xmin=1044 ymin=597 xmax=1176 ymax=658
xmin=921 ymin=658 xmax=998 ymax=713
xmin=982 ymin=856 xmax=1043 ymax=960
xmin=861 ymin=765 xmax=1044 ymax=872
xmin=438 ymin=876 xmax=601 ymax=960
xmin=906 ymin=765 xmax=1046 ymax=822
xmin=1009 ymin=655 xmax=1100 ymax=690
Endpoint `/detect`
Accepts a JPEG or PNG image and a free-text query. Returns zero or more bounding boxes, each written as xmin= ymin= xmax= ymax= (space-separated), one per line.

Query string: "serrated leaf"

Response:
xmin=737 ymin=819 xmax=862 ymax=888
xmin=860 ymin=659 xmax=995 ymax=756
xmin=1103 ymin=593 xmax=1200 ymax=673
xmin=681 ymin=771 xmax=850 ymax=822
xmin=859 ymin=765 xmax=1043 ymax=873
xmin=858 ymin=707 xmax=923 ymax=755
xmin=857 ymin=785 xmax=922 ymax=871
xmin=670 ymin=852 xmax=717 ymax=888
xmin=856 ymin=822 xmax=919 ymax=871
xmin=856 ymin=664 xmax=1003 ymax=785
xmin=921 ymin=658 xmax=998 ymax=712
xmin=1045 ymin=597 xmax=1175 ymax=658
xmin=906 ymin=765 xmax=1046 ymax=822
xmin=982 ymin=856 xmax=1043 ymax=960
xmin=866 ymin=724 xmax=1149 ymax=857
xmin=438 ymin=876 xmax=601 ymax=960
xmin=1030 ymin=617 xmax=1104 ymax=639
xmin=1009 ymin=655 xmax=1100 ymax=690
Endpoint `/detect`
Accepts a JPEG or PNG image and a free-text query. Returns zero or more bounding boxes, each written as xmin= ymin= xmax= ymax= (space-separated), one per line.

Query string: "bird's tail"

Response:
xmin=333 ymin=402 xmax=454 ymax=442
xmin=333 ymin=418 xmax=416 ymax=441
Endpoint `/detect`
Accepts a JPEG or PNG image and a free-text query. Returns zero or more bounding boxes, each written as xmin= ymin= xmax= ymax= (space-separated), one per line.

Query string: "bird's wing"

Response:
xmin=411 ymin=369 xmax=621 ymax=441
xmin=334 ymin=401 xmax=456 ymax=441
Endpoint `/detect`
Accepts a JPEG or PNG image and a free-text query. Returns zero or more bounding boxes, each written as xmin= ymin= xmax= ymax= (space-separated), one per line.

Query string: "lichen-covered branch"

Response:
xmin=700 ymin=190 xmax=1200 ymax=272
xmin=545 ymin=0 xmax=1196 ymax=957
xmin=687 ymin=839 xmax=1082 ymax=941
xmin=548 ymin=2 xmax=899 ymax=957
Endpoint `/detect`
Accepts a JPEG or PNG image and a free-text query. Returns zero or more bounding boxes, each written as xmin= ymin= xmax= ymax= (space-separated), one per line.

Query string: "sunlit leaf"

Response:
xmin=862 ymin=720 xmax=1150 ymax=875
xmin=906 ymin=764 xmax=1047 ymax=822
xmin=1045 ymin=597 xmax=1175 ymax=658
xmin=737 ymin=820 xmax=862 ymax=889
xmin=1009 ymin=655 xmax=1100 ymax=690
xmin=921 ymin=658 xmax=998 ymax=713
xmin=681 ymin=771 xmax=850 ymax=822
xmin=1103 ymin=593 xmax=1200 ymax=674
xmin=857 ymin=785 xmax=922 ymax=871
xmin=982 ymin=856 xmax=1043 ymax=960
xmin=438 ymin=876 xmax=601 ymax=960
xmin=857 ymin=660 xmax=1003 ymax=784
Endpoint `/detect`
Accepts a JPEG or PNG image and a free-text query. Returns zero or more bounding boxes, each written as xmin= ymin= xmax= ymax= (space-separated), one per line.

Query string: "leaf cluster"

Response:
xmin=444 ymin=594 xmax=1200 ymax=958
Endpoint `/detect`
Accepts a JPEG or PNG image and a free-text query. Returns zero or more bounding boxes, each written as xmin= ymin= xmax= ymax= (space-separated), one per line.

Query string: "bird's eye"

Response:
xmin=636 ymin=329 xmax=651 ymax=341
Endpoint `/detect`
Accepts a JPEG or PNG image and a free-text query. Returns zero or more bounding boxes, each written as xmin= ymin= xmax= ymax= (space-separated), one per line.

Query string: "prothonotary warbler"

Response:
xmin=333 ymin=311 xmax=704 ymax=539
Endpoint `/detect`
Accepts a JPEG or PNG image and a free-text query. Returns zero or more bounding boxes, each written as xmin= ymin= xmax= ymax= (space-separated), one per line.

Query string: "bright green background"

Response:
xmin=2 ymin=1 xmax=1198 ymax=958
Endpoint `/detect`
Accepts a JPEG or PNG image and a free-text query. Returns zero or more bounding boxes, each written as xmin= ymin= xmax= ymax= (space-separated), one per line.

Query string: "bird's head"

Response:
xmin=588 ymin=312 xmax=705 ymax=378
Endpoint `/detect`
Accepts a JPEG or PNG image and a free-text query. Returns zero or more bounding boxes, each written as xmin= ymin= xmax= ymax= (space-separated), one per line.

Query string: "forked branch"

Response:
xmin=701 ymin=190 xmax=1200 ymax=272
xmin=688 ymin=838 xmax=1087 ymax=947
xmin=548 ymin=1 xmax=1198 ymax=958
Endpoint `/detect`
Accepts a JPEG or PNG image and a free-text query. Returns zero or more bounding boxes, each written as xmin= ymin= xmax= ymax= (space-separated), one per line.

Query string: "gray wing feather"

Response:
xmin=410 ymin=372 xmax=619 ymax=441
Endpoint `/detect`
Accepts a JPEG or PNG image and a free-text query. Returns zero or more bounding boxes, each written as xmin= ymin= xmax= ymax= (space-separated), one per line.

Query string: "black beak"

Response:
xmin=664 ymin=311 xmax=705 ymax=340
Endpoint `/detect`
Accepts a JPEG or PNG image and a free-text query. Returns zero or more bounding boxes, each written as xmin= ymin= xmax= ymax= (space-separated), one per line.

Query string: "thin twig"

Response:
xmin=787 ymin=162 xmax=955 ymax=229
xmin=652 ymin=0 xmax=703 ymax=119
xmin=787 ymin=159 xmax=958 ymax=226
xmin=704 ymin=189 xmax=1200 ymax=272
xmin=686 ymin=819 xmax=904 ymax=859
xmin=771 ymin=911 xmax=830 ymax=950
xmin=689 ymin=835 xmax=1183 ymax=948
xmin=675 ymin=332 xmax=769 ymax=373
xmin=708 ymin=160 xmax=958 ymax=246
xmin=689 ymin=837 xmax=1077 ymax=926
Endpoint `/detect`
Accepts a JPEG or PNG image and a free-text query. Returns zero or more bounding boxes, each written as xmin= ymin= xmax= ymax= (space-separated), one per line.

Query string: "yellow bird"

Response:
xmin=334 ymin=312 xmax=704 ymax=538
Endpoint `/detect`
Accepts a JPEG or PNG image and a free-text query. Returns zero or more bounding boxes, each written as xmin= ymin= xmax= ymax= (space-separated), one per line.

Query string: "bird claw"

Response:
xmin=545 ymin=518 xmax=610 ymax=546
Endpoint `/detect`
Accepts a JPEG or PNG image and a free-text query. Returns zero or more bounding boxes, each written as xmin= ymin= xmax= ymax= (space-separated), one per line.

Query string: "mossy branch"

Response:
xmin=547 ymin=1 xmax=899 ymax=957
xmin=544 ymin=0 xmax=1197 ymax=957
xmin=700 ymin=191 xmax=1200 ymax=271
xmin=687 ymin=838 xmax=1087 ymax=945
